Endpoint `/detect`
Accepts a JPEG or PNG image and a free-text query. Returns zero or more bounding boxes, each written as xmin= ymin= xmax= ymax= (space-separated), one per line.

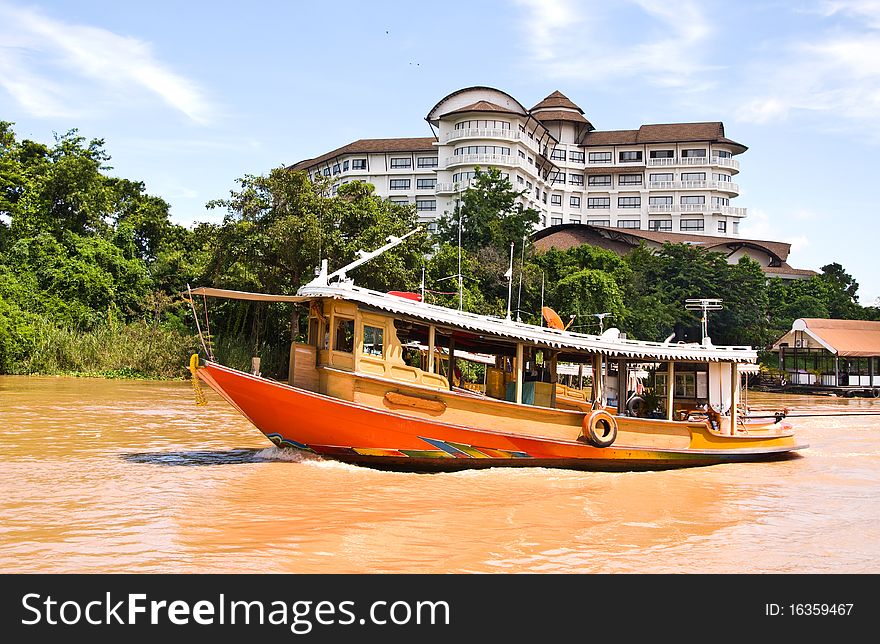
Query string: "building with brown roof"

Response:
xmin=771 ymin=319 xmax=880 ymax=396
xmin=290 ymin=86 xmax=749 ymax=236
xmin=532 ymin=223 xmax=816 ymax=281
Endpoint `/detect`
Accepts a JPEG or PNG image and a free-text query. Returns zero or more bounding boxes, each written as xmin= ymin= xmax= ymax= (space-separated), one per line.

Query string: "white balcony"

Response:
xmin=679 ymin=203 xmax=708 ymax=212
xmin=648 ymin=204 xmax=674 ymax=213
xmin=445 ymin=128 xmax=518 ymax=143
xmin=713 ymin=156 xmax=740 ymax=171
xmin=647 ymin=180 xmax=739 ymax=193
xmin=647 ymin=157 xmax=677 ymax=166
xmin=718 ymin=205 xmax=747 ymax=217
xmin=646 ymin=156 xmax=740 ymax=172
xmin=444 ymin=154 xmax=522 ymax=169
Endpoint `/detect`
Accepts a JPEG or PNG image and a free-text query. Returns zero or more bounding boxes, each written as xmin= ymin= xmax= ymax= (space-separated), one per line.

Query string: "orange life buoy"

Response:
xmin=582 ymin=409 xmax=618 ymax=448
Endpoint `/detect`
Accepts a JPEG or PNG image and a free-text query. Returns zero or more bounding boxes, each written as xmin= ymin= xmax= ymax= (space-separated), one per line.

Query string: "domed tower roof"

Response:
xmin=530 ymin=90 xmax=594 ymax=130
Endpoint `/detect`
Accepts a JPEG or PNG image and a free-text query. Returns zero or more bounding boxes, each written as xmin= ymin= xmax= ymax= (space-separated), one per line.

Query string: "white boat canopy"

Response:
xmin=188 ymin=283 xmax=757 ymax=363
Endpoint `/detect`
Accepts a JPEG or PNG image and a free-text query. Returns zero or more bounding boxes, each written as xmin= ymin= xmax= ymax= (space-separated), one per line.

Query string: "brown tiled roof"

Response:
xmin=531 ymin=109 xmax=592 ymax=126
xmin=443 ymin=100 xmax=525 ymax=118
xmin=762 ymin=265 xmax=818 ymax=277
xmin=531 ymin=224 xmax=815 ymax=277
xmin=531 ymin=90 xmax=584 ymax=113
xmin=289 ymin=137 xmax=436 ymax=171
xmin=594 ymin=227 xmax=792 ymax=262
xmin=798 ymin=319 xmax=880 ymax=357
xmin=582 ymin=122 xmax=747 ymax=153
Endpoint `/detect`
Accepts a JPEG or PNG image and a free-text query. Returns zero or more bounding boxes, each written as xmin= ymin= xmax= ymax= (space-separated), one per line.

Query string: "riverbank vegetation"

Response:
xmin=1 ymin=124 xmax=877 ymax=379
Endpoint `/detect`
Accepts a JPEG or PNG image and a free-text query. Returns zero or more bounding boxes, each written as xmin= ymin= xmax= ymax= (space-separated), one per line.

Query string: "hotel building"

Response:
xmin=291 ymin=86 xmax=748 ymax=237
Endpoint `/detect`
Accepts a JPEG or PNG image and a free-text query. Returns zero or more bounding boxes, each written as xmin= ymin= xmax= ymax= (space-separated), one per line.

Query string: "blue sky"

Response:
xmin=1 ymin=0 xmax=879 ymax=305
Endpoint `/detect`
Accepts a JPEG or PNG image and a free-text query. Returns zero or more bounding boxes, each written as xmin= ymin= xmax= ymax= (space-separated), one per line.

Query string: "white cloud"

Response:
xmin=0 ymin=3 xmax=213 ymax=123
xmin=513 ymin=0 xmax=714 ymax=88
xmin=734 ymin=2 xmax=880 ymax=133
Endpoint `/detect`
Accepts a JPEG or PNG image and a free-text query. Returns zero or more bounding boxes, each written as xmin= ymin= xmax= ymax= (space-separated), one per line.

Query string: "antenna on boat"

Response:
xmin=685 ymin=298 xmax=723 ymax=344
xmin=516 ymin=235 xmax=525 ymax=322
xmin=310 ymin=227 xmax=421 ymax=286
xmin=505 ymin=241 xmax=514 ymax=321
xmin=592 ymin=312 xmax=613 ymax=334
xmin=457 ymin=183 xmax=463 ymax=310
xmin=539 ymin=271 xmax=545 ymax=326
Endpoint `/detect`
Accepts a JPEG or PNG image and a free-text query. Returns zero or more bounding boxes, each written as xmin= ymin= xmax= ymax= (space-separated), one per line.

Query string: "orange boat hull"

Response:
xmin=197 ymin=362 xmax=803 ymax=471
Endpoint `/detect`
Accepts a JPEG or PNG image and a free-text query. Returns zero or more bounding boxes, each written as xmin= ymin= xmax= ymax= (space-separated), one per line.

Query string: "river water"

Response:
xmin=1 ymin=375 xmax=878 ymax=573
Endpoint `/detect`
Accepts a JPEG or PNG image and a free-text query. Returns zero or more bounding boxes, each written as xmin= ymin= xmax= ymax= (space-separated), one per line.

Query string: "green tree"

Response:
xmin=435 ymin=167 xmax=540 ymax=253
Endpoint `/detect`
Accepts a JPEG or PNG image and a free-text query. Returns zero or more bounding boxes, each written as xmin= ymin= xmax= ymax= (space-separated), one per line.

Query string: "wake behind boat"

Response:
xmin=187 ymin=235 xmax=806 ymax=472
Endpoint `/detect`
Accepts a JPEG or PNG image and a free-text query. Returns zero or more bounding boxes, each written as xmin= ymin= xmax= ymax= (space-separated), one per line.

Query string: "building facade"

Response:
xmin=291 ymin=86 xmax=748 ymax=237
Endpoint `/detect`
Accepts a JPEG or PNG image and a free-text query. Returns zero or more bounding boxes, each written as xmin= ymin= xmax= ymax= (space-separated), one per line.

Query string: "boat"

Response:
xmin=187 ymin=234 xmax=806 ymax=472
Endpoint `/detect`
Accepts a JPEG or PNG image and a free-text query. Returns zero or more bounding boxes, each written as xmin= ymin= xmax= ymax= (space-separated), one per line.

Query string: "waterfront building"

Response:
xmin=291 ymin=86 xmax=748 ymax=236
xmin=771 ymin=319 xmax=880 ymax=395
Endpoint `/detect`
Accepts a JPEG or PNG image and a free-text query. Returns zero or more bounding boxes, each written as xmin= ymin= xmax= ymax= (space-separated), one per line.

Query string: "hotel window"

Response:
xmin=649 ymin=196 xmax=673 ymax=205
xmin=389 ymin=179 xmax=410 ymax=190
xmin=649 ymin=173 xmax=673 ymax=182
xmin=535 ymin=187 xmax=540 ymax=199
xmin=618 ymin=196 xmax=641 ymax=208
xmin=569 ymin=174 xmax=584 ymax=186
xmin=331 ymin=184 xmax=338 ymax=195
xmin=732 ymin=222 xmax=739 ymax=233
xmin=712 ymin=197 xmax=730 ymax=207
xmin=718 ymin=221 xmax=727 ymax=233
xmin=551 ymin=217 xmax=563 ymax=226
xmin=454 ymin=119 xmax=511 ymax=130
xmin=528 ymin=157 xmax=534 ymax=165
xmin=453 ymin=145 xmax=511 ymax=156
xmin=332 ymin=164 xmax=341 ymax=175
xmin=343 ymin=160 xmax=349 ymax=171
xmin=417 ymin=157 xmax=438 ymax=168
xmin=569 ymin=217 xmax=581 ymax=224
xmin=389 ymin=197 xmax=408 ymax=204
xmin=551 ymin=194 xmax=562 ymax=206
xmin=569 ymin=151 xmax=585 ymax=163
xmin=650 ymin=149 xmax=674 ymax=158
xmin=570 ymin=196 xmax=581 ymax=208
xmin=716 ymin=150 xmax=732 ymax=158
xmin=681 ymin=148 xmax=707 ymax=158
xmin=589 ymin=151 xmax=612 ymax=163
xmin=619 ymin=174 xmax=642 ymax=186
xmin=588 ymin=197 xmax=610 ymax=209
xmin=550 ymin=149 xmax=566 ymax=161
xmin=680 ymin=219 xmax=705 ymax=231
xmin=362 ymin=325 xmax=384 ymax=357
xmin=391 ymin=158 xmax=411 ymax=169
xmin=519 ymin=125 xmax=526 ymax=133
xmin=333 ymin=318 xmax=355 ymax=353
xmin=517 ymin=175 xmax=524 ymax=184
xmin=616 ymin=220 xmax=640 ymax=229
xmin=351 ymin=159 xmax=366 ymax=170
xmin=417 ymin=178 xmax=436 ymax=189
xmin=713 ymin=173 xmax=731 ymax=182
xmin=619 ymin=150 xmax=643 ymax=163
xmin=452 ymin=172 xmax=477 ymax=183
xmin=549 ymin=172 xmax=565 ymax=184
xmin=588 ymin=174 xmax=612 ymax=186
xmin=416 ymin=199 xmax=436 ymax=211
xmin=526 ymin=181 xmax=533 ymax=190
xmin=586 ymin=219 xmax=610 ymax=226
xmin=680 ymin=196 xmax=705 ymax=205
xmin=518 ymin=150 xmax=526 ymax=159
xmin=681 ymin=172 xmax=706 ymax=181
xmin=649 ymin=220 xmax=672 ymax=231
xmin=323 ymin=168 xmax=331 ymax=176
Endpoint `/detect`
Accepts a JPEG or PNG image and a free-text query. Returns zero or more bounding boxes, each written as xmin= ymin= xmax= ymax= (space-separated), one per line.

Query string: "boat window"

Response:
xmin=362 ymin=325 xmax=384 ymax=357
xmin=333 ymin=318 xmax=355 ymax=353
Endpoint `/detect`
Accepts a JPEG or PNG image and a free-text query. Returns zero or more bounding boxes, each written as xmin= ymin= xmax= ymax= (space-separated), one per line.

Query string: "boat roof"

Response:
xmin=189 ymin=283 xmax=755 ymax=363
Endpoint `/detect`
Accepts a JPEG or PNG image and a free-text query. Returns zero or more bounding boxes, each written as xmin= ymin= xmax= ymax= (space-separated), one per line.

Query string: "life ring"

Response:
xmin=626 ymin=395 xmax=645 ymax=417
xmin=582 ymin=410 xmax=618 ymax=448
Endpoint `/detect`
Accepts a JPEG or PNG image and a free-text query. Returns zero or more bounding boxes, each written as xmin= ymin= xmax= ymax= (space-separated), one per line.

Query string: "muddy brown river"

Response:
xmin=1 ymin=375 xmax=878 ymax=573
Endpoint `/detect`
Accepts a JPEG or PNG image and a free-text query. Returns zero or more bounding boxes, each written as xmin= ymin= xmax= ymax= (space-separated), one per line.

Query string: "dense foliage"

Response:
xmin=1 ymin=126 xmax=877 ymax=379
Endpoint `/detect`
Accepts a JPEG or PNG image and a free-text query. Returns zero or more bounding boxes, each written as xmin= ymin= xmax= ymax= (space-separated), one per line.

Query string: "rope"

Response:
xmin=747 ymin=412 xmax=880 ymax=418
xmin=188 ymin=354 xmax=208 ymax=406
